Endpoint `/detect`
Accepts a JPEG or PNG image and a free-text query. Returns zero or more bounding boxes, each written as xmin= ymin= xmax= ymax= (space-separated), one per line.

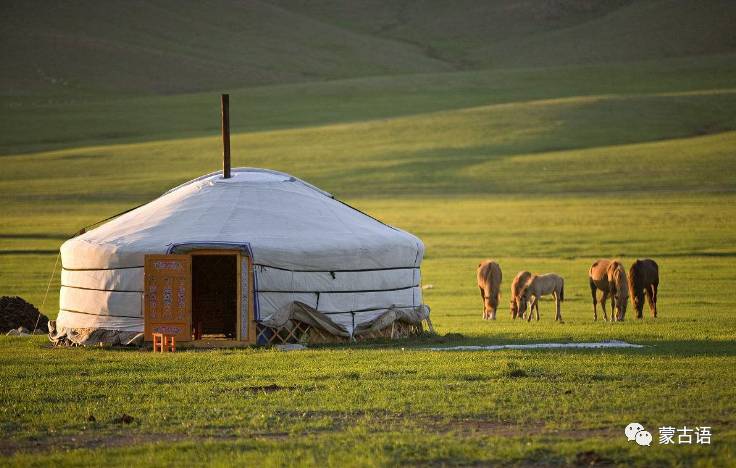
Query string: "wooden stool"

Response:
xmin=152 ymin=333 xmax=176 ymax=352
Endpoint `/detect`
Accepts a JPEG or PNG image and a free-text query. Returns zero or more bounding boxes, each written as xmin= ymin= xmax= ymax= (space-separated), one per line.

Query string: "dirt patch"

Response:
xmin=0 ymin=433 xmax=194 ymax=457
xmin=414 ymin=417 xmax=617 ymax=440
xmin=0 ymin=296 xmax=48 ymax=333
xmin=0 ymin=413 xmax=619 ymax=457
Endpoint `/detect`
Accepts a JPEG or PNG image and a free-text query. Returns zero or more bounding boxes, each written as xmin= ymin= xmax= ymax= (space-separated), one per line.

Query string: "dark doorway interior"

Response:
xmin=192 ymin=254 xmax=237 ymax=339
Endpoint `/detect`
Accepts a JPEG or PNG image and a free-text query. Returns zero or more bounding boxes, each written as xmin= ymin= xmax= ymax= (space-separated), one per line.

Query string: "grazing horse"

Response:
xmin=510 ymin=270 xmax=532 ymax=319
xmin=518 ymin=274 xmax=565 ymax=322
xmin=589 ymin=259 xmax=629 ymax=321
xmin=477 ymin=260 xmax=502 ymax=320
xmin=628 ymin=259 xmax=659 ymax=319
xmin=607 ymin=261 xmax=629 ymax=321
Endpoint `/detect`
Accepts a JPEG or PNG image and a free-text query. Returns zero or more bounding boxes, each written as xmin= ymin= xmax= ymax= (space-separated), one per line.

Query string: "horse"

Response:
xmin=607 ymin=260 xmax=629 ymax=321
xmin=477 ymin=260 xmax=502 ymax=320
xmin=510 ymin=270 xmax=532 ymax=319
xmin=588 ymin=259 xmax=629 ymax=321
xmin=628 ymin=259 xmax=659 ymax=319
xmin=518 ymin=273 xmax=565 ymax=322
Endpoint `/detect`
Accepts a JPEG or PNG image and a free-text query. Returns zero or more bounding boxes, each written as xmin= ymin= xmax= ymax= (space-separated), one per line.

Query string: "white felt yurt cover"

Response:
xmin=57 ymin=168 xmax=425 ymax=338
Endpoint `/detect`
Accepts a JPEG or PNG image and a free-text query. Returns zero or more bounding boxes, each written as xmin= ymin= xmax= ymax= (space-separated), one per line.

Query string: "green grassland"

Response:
xmin=2 ymin=1 xmax=736 ymax=466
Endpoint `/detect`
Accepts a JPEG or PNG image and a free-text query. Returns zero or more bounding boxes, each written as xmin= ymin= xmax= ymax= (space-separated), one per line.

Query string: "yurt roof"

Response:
xmin=60 ymin=168 xmax=424 ymax=271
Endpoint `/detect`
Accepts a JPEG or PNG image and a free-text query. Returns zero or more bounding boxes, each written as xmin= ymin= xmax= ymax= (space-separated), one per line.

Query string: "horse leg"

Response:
xmin=590 ymin=281 xmax=598 ymax=321
xmin=517 ymin=300 xmax=525 ymax=320
xmin=653 ymin=282 xmax=658 ymax=318
xmin=601 ymin=291 xmax=609 ymax=321
xmin=647 ymin=283 xmax=658 ymax=318
xmin=610 ymin=293 xmax=617 ymax=322
xmin=479 ymin=287 xmax=486 ymax=320
xmin=534 ymin=296 xmax=540 ymax=321
xmin=556 ymin=291 xmax=562 ymax=322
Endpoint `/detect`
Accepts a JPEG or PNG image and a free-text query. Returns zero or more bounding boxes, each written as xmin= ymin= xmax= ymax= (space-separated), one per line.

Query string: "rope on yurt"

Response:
xmin=72 ymin=202 xmax=147 ymax=238
xmin=33 ymin=252 xmax=60 ymax=334
xmin=31 ymin=202 xmax=145 ymax=335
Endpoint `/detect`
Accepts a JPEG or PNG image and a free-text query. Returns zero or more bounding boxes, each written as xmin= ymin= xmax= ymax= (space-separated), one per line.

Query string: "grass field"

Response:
xmin=2 ymin=1 xmax=736 ymax=466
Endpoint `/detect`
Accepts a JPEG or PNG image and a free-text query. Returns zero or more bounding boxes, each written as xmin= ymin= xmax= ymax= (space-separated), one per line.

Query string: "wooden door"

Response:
xmin=144 ymin=254 xmax=192 ymax=342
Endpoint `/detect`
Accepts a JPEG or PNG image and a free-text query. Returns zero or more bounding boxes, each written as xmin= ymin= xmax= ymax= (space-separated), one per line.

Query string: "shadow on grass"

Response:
xmin=0 ymin=233 xmax=69 ymax=240
xmin=313 ymin=333 xmax=736 ymax=357
xmin=31 ymin=332 xmax=736 ymax=357
xmin=0 ymin=249 xmax=59 ymax=255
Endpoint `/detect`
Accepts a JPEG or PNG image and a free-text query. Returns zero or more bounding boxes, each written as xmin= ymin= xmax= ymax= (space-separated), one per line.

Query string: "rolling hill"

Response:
xmin=2 ymin=0 xmax=735 ymax=97
xmin=2 ymin=3 xmax=736 ymax=466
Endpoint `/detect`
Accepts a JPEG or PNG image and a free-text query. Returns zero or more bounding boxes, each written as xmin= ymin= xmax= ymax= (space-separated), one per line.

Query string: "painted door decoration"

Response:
xmin=144 ymin=254 xmax=192 ymax=342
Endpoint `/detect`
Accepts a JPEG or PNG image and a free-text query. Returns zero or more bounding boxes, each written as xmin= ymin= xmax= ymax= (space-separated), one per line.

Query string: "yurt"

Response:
xmin=50 ymin=167 xmax=430 ymax=346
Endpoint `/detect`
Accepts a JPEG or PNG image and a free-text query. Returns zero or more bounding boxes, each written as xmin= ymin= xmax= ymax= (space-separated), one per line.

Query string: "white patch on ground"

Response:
xmin=274 ymin=343 xmax=307 ymax=351
xmin=427 ymin=340 xmax=645 ymax=351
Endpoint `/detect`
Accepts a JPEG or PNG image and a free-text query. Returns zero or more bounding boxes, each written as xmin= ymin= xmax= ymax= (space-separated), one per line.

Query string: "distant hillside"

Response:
xmin=280 ymin=0 xmax=736 ymax=68
xmin=0 ymin=0 xmax=450 ymax=96
xmin=1 ymin=0 xmax=735 ymax=96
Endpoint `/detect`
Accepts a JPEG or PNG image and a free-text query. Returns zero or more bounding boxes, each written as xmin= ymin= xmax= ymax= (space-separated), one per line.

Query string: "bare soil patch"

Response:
xmin=0 ymin=296 xmax=48 ymax=333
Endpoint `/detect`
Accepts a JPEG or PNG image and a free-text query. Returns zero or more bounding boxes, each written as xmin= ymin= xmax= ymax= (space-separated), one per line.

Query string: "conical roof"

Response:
xmin=61 ymin=168 xmax=424 ymax=271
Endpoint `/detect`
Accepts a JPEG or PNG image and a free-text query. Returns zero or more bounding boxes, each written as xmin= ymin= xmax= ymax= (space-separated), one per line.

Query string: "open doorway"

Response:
xmin=192 ymin=253 xmax=238 ymax=339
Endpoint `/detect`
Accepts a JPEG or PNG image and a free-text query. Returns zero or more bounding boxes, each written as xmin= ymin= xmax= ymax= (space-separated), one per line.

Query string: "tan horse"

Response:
xmin=607 ymin=261 xmax=629 ymax=320
xmin=518 ymin=273 xmax=564 ymax=322
xmin=477 ymin=260 xmax=502 ymax=320
xmin=510 ymin=270 xmax=532 ymax=319
xmin=628 ymin=259 xmax=659 ymax=319
xmin=589 ymin=259 xmax=628 ymax=321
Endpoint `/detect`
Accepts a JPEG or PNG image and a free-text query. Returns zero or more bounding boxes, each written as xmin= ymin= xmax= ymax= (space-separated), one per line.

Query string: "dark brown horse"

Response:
xmin=628 ymin=259 xmax=659 ymax=319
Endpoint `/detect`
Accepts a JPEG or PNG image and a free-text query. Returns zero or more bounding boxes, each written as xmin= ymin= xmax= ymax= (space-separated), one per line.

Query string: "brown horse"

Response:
xmin=628 ymin=259 xmax=659 ymax=319
xmin=607 ymin=261 xmax=629 ymax=321
xmin=510 ymin=270 xmax=532 ymax=319
xmin=518 ymin=273 xmax=565 ymax=322
xmin=589 ymin=259 xmax=611 ymax=321
xmin=590 ymin=259 xmax=629 ymax=321
xmin=477 ymin=260 xmax=502 ymax=320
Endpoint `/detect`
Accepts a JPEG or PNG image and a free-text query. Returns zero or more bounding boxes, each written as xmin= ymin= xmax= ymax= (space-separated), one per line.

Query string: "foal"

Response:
xmin=510 ymin=270 xmax=532 ymax=319
xmin=519 ymin=273 xmax=565 ymax=322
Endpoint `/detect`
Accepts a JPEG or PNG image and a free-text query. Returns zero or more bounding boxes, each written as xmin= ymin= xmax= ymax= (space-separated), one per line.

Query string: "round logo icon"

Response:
xmin=635 ymin=430 xmax=653 ymax=446
xmin=625 ymin=422 xmax=644 ymax=441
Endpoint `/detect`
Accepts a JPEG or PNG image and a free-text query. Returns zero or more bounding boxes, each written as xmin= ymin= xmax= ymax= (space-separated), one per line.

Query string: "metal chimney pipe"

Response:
xmin=221 ymin=94 xmax=231 ymax=179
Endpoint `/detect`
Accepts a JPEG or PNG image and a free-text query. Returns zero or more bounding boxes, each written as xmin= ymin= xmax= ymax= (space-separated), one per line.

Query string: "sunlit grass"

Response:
xmin=2 ymin=58 xmax=736 ymax=465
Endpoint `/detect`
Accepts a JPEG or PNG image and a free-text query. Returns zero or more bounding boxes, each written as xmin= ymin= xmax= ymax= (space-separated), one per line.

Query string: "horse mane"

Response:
xmin=520 ymin=274 xmax=537 ymax=297
xmin=608 ymin=260 xmax=627 ymax=289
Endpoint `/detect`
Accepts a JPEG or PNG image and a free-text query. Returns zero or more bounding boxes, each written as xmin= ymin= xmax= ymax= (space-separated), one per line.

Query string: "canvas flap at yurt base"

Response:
xmin=49 ymin=168 xmax=431 ymax=347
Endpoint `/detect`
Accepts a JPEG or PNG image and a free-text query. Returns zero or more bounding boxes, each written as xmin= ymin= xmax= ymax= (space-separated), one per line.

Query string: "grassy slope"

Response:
xmin=3 ymin=0 xmax=736 ymax=98
xmin=272 ymin=0 xmax=736 ymax=68
xmin=2 ymin=59 xmax=736 ymax=465
xmin=2 ymin=1 xmax=736 ymax=466
xmin=3 ymin=54 xmax=736 ymax=155
xmin=0 ymin=0 xmax=450 ymax=96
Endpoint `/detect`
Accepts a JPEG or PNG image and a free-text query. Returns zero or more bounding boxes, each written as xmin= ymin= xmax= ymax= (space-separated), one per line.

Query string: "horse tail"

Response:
xmin=628 ymin=262 xmax=638 ymax=295
xmin=560 ymin=281 xmax=565 ymax=302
